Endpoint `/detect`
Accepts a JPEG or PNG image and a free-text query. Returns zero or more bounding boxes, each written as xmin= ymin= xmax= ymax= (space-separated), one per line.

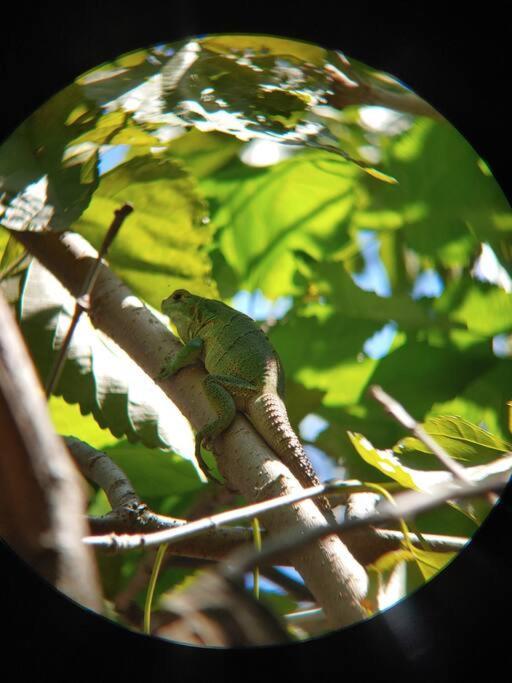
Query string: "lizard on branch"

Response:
xmin=160 ymin=289 xmax=336 ymax=525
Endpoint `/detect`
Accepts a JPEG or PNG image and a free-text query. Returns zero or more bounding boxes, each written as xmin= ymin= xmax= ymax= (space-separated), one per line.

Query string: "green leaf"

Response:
xmin=408 ymin=546 xmax=457 ymax=581
xmin=299 ymin=259 xmax=446 ymax=330
xmin=203 ymin=150 xmax=360 ymax=297
xmin=429 ymin=358 xmax=512 ymax=441
xmin=73 ymin=154 xmax=214 ymax=308
xmin=363 ymin=340 xmax=496 ymax=438
xmin=434 ymin=277 xmax=512 ymax=338
xmin=166 ymin=129 xmax=242 ymax=180
xmin=0 ymin=83 xmax=101 ymax=228
xmin=348 ymin=431 xmax=512 ymax=497
xmin=20 ymin=260 xmax=196 ymax=460
xmin=396 ymin=415 xmax=511 ymax=464
xmin=354 ymin=118 xmax=510 ymax=268
xmin=101 ymin=440 xmax=202 ymax=498
xmin=269 ymin=305 xmax=378 ymax=406
xmin=50 ymin=396 xmax=118 ymax=449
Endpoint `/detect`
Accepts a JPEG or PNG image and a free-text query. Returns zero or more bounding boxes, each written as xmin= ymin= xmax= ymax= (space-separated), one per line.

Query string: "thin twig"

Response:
xmin=44 ymin=203 xmax=133 ymax=397
xmin=71 ymin=436 xmax=470 ymax=565
xmin=83 ymin=468 xmax=507 ymax=554
xmin=369 ymin=384 xmax=499 ymax=506
xmin=369 ymin=385 xmax=472 ymax=483
xmin=83 ymin=479 xmax=342 ymax=551
xmin=222 ymin=474 xmax=507 ymax=580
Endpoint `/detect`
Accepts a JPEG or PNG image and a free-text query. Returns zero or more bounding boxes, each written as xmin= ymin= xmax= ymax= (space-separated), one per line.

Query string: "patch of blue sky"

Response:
xmin=363 ymin=321 xmax=397 ymax=359
xmin=231 ymin=289 xmax=292 ymax=320
xmin=98 ymin=145 xmax=129 ymax=176
xmin=153 ymin=43 xmax=175 ymax=57
xmin=351 ymin=230 xmax=391 ymax=297
xmin=299 ymin=414 xmax=328 ymax=441
xmin=412 ymin=269 xmax=444 ymax=299
xmin=245 ymin=573 xmax=286 ymax=595
xmin=304 ymin=443 xmax=341 ymax=480
xmin=492 ymin=334 xmax=511 ymax=358
xmin=472 ymin=243 xmax=512 ymax=292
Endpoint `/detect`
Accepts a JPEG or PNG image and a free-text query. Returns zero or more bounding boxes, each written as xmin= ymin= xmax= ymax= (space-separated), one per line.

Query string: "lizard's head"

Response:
xmin=162 ymin=289 xmax=199 ymax=339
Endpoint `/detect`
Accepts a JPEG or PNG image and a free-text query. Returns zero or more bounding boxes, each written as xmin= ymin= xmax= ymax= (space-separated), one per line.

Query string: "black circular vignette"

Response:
xmin=1 ymin=4 xmax=510 ymax=680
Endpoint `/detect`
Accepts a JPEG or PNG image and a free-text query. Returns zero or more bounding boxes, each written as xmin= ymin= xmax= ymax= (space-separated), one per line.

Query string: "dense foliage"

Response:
xmin=1 ymin=35 xmax=510 ymax=630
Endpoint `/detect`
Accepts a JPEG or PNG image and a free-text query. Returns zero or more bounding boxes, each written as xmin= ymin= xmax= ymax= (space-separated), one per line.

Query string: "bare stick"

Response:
xmin=369 ymin=384 xmax=501 ymax=508
xmin=44 ymin=203 xmax=133 ymax=397
xmin=223 ymin=474 xmax=507 ymax=580
xmin=65 ymin=437 xmax=254 ymax=561
xmin=369 ymin=385 xmax=472 ymax=483
xmin=83 ymin=466 xmax=507 ymax=554
xmin=71 ymin=435 xmax=468 ymax=561
xmin=83 ymin=479 xmax=341 ymax=551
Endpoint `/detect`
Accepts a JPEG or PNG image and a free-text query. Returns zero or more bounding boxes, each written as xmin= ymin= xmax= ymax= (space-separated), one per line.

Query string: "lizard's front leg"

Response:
xmin=197 ymin=374 xmax=257 ymax=481
xmin=158 ymin=337 xmax=203 ymax=380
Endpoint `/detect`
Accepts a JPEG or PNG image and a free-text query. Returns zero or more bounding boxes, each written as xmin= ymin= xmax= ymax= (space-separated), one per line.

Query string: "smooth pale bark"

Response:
xmin=14 ymin=229 xmax=368 ymax=628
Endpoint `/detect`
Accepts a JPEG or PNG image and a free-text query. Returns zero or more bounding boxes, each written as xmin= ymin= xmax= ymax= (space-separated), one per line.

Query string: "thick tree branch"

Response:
xmin=12 ymin=229 xmax=367 ymax=628
xmin=0 ymin=293 xmax=102 ymax=610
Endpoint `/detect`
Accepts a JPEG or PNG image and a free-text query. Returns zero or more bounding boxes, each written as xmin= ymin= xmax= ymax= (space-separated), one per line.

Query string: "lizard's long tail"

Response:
xmin=247 ymin=393 xmax=336 ymax=525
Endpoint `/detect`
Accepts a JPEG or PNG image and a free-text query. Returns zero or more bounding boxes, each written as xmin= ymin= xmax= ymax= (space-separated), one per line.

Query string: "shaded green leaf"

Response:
xmin=73 ymin=154 xmax=214 ymax=307
xmin=396 ymin=415 xmax=511 ymax=464
xmin=20 ymin=260 xmax=196 ymax=461
xmin=354 ymin=118 xmax=510 ymax=268
xmin=101 ymin=440 xmax=202 ymax=498
xmin=434 ymin=277 xmax=512 ymax=338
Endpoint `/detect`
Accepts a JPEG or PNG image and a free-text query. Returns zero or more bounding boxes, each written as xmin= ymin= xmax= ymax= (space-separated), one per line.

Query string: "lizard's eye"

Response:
xmin=172 ymin=291 xmax=184 ymax=301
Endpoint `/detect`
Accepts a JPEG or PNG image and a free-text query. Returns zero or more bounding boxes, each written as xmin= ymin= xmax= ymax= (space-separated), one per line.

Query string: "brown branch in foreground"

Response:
xmin=44 ymin=203 xmax=133 ymax=397
xmin=0 ymin=294 xmax=102 ymax=611
xmin=151 ymin=475 xmax=505 ymax=646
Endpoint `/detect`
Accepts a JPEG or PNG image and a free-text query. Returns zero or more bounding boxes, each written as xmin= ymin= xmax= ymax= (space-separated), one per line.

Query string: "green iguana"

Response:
xmin=160 ymin=289 xmax=335 ymax=524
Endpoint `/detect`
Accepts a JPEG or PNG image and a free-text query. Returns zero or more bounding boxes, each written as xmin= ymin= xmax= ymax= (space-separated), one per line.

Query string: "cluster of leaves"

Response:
xmin=1 ymin=34 xmax=511 ymax=629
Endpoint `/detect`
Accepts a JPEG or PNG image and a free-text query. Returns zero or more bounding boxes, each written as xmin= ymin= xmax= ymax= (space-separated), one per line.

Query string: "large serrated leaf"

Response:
xmin=100 ymin=440 xmax=202 ymax=498
xmin=72 ymin=154 xmax=214 ymax=308
xmin=19 ymin=260 xmax=196 ymax=462
xmin=202 ymin=150 xmax=360 ymax=298
xmin=395 ymin=415 xmax=511 ymax=464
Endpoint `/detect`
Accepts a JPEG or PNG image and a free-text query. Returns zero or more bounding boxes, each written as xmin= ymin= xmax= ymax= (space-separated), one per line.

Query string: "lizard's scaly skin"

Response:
xmin=161 ymin=289 xmax=335 ymax=524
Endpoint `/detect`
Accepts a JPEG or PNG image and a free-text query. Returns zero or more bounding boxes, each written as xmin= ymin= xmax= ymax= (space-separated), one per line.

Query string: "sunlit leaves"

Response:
xmin=73 ymin=154 xmax=214 ymax=307
xmin=348 ymin=429 xmax=512 ymax=493
xmin=354 ymin=118 xmax=510 ymax=269
xmin=395 ymin=415 xmax=511 ymax=464
xmin=203 ymin=150 xmax=360 ymax=297
xmin=0 ymin=84 xmax=101 ymax=228
xmin=161 ymin=39 xmax=329 ymax=142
